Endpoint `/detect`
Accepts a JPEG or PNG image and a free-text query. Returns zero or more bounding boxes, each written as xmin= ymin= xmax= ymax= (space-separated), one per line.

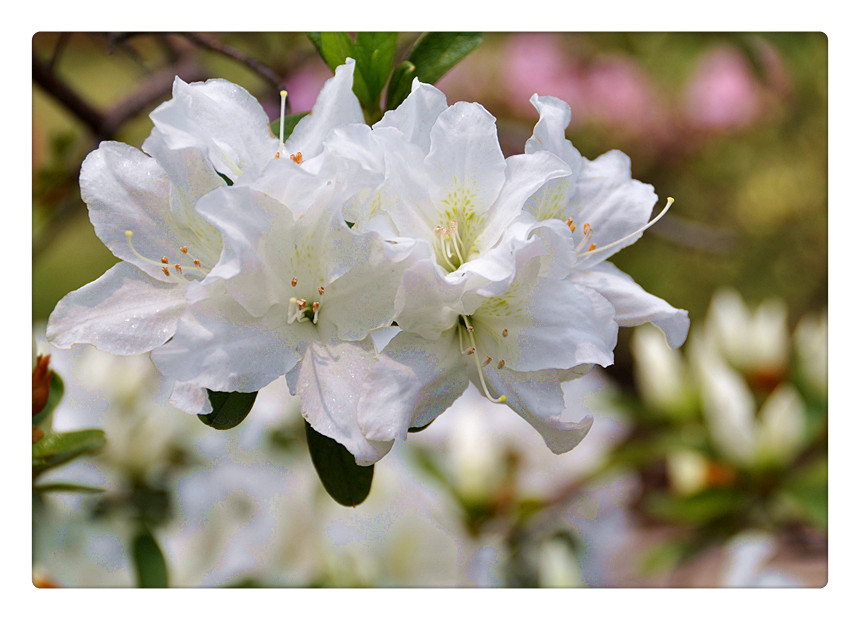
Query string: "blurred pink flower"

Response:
xmin=684 ymin=46 xmax=763 ymax=131
xmin=282 ymin=62 xmax=333 ymax=113
xmin=501 ymin=33 xmax=585 ymax=116
xmin=582 ymin=57 xmax=661 ymax=132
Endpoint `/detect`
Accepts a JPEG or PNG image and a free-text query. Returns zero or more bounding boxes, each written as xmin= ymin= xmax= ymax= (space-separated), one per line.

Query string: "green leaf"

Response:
xmin=271 ymin=111 xmax=310 ymax=142
xmin=32 ymin=429 xmax=106 ymax=476
xmin=33 ymin=372 xmax=64 ymax=428
xmin=32 ymin=482 xmax=104 ymax=494
xmin=132 ymin=527 xmax=169 ymax=588
xmin=354 ymin=32 xmax=398 ymax=113
xmin=385 ymin=61 xmax=417 ymax=111
xmin=304 ymin=420 xmax=374 ymax=507
xmin=197 ymin=390 xmax=257 ymax=430
xmin=385 ymin=32 xmax=481 ymax=110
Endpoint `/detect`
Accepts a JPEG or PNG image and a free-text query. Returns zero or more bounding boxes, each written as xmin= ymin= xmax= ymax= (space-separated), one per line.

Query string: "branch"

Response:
xmin=177 ymin=32 xmax=283 ymax=90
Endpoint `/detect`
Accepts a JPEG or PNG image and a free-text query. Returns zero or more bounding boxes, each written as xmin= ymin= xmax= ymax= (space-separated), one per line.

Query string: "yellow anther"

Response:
xmin=482 ymin=356 xmax=493 ymax=367
xmin=497 ymin=360 xmax=505 ymax=369
xmin=318 ymin=286 xmax=325 ymax=296
xmin=291 ymin=277 xmax=298 ymax=287
xmin=161 ymin=266 xmax=170 ymax=276
xmin=193 ymin=259 xmax=201 ymax=267
xmin=174 ymin=264 xmax=182 ymax=274
xmin=290 ymin=152 xmax=303 ymax=164
xmin=502 ymin=328 xmax=508 ymax=338
xmin=161 ymin=256 xmax=169 ymax=264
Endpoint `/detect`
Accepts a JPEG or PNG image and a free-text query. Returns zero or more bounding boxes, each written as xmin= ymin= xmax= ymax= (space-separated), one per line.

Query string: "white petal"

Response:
xmin=375 ymin=329 xmax=470 ymax=430
xmin=480 ymin=365 xmax=593 ymax=454
xmin=525 ymin=94 xmax=584 ymax=175
xmin=373 ymin=80 xmax=448 ymax=153
xmin=473 ymin=256 xmax=618 ymax=373
xmin=425 ymin=101 xmax=507 ymax=223
xmin=294 ymin=340 xmax=395 ymax=465
xmin=285 ymin=59 xmax=364 ymax=159
xmin=476 ymin=150 xmax=571 ymax=255
xmin=46 ymin=262 xmax=187 ymax=355
xmin=79 ymin=142 xmax=179 ymax=281
xmin=573 ymin=262 xmax=690 ymax=348
xmin=150 ymin=294 xmax=301 ymax=393
xmin=569 ymin=150 xmax=658 ymax=268
xmin=168 ymin=380 xmax=212 ymax=415
xmin=148 ymin=76 xmax=279 ymax=181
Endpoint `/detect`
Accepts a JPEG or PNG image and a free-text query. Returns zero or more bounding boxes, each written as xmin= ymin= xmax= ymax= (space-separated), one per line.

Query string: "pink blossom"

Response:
xmin=684 ymin=46 xmax=763 ymax=131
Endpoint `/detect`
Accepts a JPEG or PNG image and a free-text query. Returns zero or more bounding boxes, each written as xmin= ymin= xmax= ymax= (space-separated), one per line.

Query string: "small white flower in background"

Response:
xmin=691 ymin=330 xmax=807 ymax=469
xmin=631 ymin=323 xmax=692 ymax=416
xmin=704 ymin=287 xmax=789 ymax=375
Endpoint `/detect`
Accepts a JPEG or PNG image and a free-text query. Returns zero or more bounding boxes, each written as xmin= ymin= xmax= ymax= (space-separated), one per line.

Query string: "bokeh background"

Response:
xmin=31 ymin=32 xmax=827 ymax=587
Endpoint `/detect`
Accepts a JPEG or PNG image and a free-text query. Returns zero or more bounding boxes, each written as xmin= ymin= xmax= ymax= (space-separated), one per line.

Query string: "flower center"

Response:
xmin=124 ymin=230 xmax=208 ymax=281
xmin=458 ymin=314 xmax=507 ymax=404
xmin=287 ymin=278 xmax=325 ymax=325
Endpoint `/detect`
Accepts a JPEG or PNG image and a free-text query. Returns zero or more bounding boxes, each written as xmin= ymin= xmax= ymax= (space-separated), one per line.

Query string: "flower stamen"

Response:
xmin=460 ymin=315 xmax=507 ymax=404
xmin=124 ymin=230 xmax=206 ymax=281
xmin=579 ymin=197 xmax=675 ymax=258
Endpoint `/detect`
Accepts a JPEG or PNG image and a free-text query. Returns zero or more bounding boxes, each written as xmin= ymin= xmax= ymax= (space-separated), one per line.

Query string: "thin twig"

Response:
xmin=177 ymin=32 xmax=283 ymax=90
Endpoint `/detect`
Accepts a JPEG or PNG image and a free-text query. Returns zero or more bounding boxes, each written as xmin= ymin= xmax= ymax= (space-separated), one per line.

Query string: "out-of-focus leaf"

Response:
xmin=198 ymin=390 xmax=258 ymax=430
xmin=304 ymin=420 xmax=374 ymax=507
xmin=643 ymin=488 xmax=743 ymax=526
xmin=32 ymin=482 xmax=104 ymax=494
xmin=780 ymin=457 xmax=828 ymax=529
xmin=386 ymin=32 xmax=481 ymax=110
xmin=132 ymin=527 xmax=169 ymax=588
xmin=32 ymin=429 xmax=106 ymax=476
xmin=354 ymin=32 xmax=398 ymax=112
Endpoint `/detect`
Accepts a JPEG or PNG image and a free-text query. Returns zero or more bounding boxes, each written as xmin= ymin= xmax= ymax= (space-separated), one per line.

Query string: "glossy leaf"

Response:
xmin=385 ymin=61 xmax=417 ymax=112
xmin=132 ymin=527 xmax=169 ymax=588
xmin=386 ymin=32 xmax=481 ymax=110
xmin=198 ymin=390 xmax=257 ymax=430
xmin=32 ymin=429 xmax=106 ymax=476
xmin=304 ymin=420 xmax=374 ymax=507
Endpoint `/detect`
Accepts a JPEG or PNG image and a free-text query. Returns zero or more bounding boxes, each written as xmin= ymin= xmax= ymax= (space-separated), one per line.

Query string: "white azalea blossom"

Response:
xmin=45 ymin=59 xmax=690 ymax=468
xmin=150 ymin=171 xmax=427 ymax=465
xmin=523 ymin=95 xmax=690 ymax=349
xmin=46 ymin=59 xmax=365 ymax=359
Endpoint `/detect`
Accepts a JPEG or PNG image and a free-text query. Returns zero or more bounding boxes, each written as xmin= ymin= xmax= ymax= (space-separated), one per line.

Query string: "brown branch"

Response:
xmin=177 ymin=32 xmax=283 ymax=90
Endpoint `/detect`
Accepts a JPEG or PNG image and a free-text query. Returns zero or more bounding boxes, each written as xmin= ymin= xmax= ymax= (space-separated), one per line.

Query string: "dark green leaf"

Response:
xmin=304 ymin=420 xmax=374 ymax=507
xmin=385 ymin=60 xmax=417 ymax=111
xmin=408 ymin=418 xmax=434 ymax=433
xmin=32 ymin=429 xmax=106 ymax=476
xmin=32 ymin=482 xmax=104 ymax=494
xmin=307 ymin=32 xmax=355 ymax=72
xmin=132 ymin=527 xmax=169 ymax=588
xmin=271 ymin=111 xmax=310 ymax=142
xmin=391 ymin=33 xmax=482 ymax=107
xmin=197 ymin=390 xmax=257 ymax=430
xmin=354 ymin=32 xmax=398 ymax=111
xmin=32 ymin=372 xmax=64 ymax=427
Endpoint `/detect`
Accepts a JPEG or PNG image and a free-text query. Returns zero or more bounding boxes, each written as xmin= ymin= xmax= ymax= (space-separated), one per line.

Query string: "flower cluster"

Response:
xmin=47 ymin=59 xmax=689 ymax=465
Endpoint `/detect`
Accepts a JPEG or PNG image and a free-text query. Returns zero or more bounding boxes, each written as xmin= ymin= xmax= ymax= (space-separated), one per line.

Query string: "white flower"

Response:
xmin=150 ymin=172 xmax=426 ymax=465
xmin=691 ymin=332 xmax=806 ymax=468
xmin=523 ymin=95 xmax=690 ymax=349
xmin=366 ymin=221 xmax=617 ymax=454
xmin=704 ymin=287 xmax=789 ymax=374
xmin=46 ymin=60 xmax=365 ymax=360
